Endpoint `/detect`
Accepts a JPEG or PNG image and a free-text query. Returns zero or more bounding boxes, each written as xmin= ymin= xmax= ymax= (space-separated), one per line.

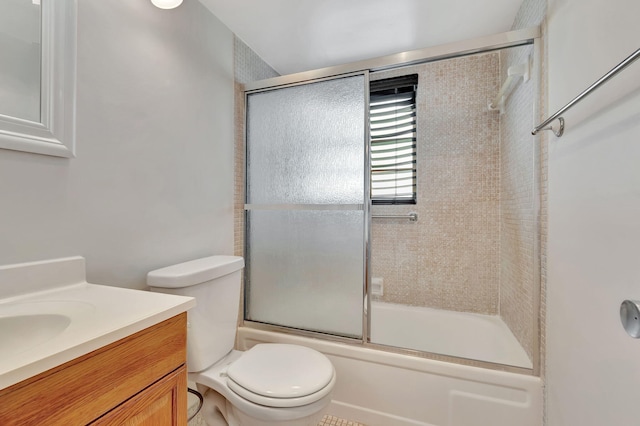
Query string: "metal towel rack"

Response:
xmin=372 ymin=212 xmax=418 ymax=221
xmin=532 ymin=48 xmax=640 ymax=137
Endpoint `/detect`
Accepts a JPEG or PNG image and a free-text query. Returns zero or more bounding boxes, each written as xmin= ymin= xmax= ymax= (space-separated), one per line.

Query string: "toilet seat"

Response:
xmin=192 ymin=346 xmax=336 ymax=424
xmin=226 ymin=344 xmax=335 ymax=408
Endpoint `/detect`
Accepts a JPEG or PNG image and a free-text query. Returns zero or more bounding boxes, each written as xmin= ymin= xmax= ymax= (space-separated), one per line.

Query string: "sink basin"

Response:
xmin=0 ymin=314 xmax=71 ymax=355
xmin=0 ymin=300 xmax=95 ymax=361
xmin=0 ymin=256 xmax=195 ymax=391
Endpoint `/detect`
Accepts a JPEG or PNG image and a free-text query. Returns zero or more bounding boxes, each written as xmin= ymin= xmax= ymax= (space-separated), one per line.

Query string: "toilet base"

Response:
xmin=231 ymin=404 xmax=327 ymax=426
xmin=198 ymin=386 xmax=234 ymax=426
xmin=197 ymin=386 xmax=330 ymax=426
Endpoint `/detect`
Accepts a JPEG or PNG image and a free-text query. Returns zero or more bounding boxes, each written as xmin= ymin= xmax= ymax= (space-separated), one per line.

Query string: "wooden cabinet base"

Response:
xmin=0 ymin=313 xmax=188 ymax=426
xmin=91 ymin=366 xmax=187 ymax=426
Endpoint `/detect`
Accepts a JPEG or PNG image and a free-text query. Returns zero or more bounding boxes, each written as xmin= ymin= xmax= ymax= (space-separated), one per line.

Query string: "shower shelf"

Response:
xmin=488 ymin=59 xmax=530 ymax=114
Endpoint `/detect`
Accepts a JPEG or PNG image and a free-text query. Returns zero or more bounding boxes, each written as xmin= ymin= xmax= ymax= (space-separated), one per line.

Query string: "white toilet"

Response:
xmin=147 ymin=255 xmax=336 ymax=426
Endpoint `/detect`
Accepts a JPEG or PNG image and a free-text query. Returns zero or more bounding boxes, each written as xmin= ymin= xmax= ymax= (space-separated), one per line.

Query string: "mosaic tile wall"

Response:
xmin=507 ymin=0 xmax=547 ymax=377
xmin=233 ymin=37 xmax=279 ymax=86
xmin=498 ymin=43 xmax=537 ymax=362
xmin=370 ymin=53 xmax=502 ymax=315
xmin=510 ymin=0 xmax=548 ymax=416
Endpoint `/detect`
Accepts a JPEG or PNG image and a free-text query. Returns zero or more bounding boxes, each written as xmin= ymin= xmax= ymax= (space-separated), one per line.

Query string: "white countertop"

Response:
xmin=0 ymin=257 xmax=195 ymax=391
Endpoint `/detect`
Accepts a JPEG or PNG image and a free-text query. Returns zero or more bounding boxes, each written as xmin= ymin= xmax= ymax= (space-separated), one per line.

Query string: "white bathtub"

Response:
xmin=370 ymin=301 xmax=533 ymax=369
xmin=238 ymin=327 xmax=542 ymax=426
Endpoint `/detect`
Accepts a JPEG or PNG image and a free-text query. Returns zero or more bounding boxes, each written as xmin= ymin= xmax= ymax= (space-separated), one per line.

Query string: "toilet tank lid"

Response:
xmin=147 ymin=256 xmax=244 ymax=288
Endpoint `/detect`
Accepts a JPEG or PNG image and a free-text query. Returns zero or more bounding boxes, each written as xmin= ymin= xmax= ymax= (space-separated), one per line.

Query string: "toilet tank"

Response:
xmin=147 ymin=256 xmax=245 ymax=372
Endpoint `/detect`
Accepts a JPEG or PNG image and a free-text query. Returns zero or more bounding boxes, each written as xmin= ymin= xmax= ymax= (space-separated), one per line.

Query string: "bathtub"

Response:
xmin=370 ymin=301 xmax=533 ymax=369
xmin=238 ymin=326 xmax=543 ymax=426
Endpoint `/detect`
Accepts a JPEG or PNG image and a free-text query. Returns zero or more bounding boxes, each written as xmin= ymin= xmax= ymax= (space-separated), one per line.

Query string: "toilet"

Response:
xmin=147 ymin=256 xmax=336 ymax=426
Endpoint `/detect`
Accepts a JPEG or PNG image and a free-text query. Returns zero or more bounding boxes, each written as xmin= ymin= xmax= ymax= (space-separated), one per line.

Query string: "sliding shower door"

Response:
xmin=245 ymin=74 xmax=367 ymax=339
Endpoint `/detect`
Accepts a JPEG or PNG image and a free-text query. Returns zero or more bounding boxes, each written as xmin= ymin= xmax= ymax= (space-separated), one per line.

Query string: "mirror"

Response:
xmin=0 ymin=0 xmax=76 ymax=158
xmin=0 ymin=0 xmax=41 ymax=123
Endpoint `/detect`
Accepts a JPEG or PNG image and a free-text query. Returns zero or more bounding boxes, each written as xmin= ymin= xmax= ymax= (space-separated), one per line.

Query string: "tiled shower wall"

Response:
xmin=371 ymin=45 xmax=541 ymax=362
xmin=498 ymin=43 xmax=537 ymax=362
xmin=511 ymin=0 xmax=547 ymax=381
xmin=370 ymin=53 xmax=502 ymax=315
xmin=501 ymin=0 xmax=546 ymax=370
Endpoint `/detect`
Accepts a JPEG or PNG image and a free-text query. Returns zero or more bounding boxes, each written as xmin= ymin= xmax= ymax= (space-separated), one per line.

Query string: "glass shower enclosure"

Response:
xmin=244 ymin=73 xmax=369 ymax=339
xmin=241 ymin=27 xmax=541 ymax=373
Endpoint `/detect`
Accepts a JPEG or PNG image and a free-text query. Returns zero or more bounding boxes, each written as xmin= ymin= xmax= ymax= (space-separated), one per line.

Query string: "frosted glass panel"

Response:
xmin=246 ymin=210 xmax=364 ymax=338
xmin=247 ymin=76 xmax=365 ymax=205
xmin=245 ymin=74 xmax=366 ymax=338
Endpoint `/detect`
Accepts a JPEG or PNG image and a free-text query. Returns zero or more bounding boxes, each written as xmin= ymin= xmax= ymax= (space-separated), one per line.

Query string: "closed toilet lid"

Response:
xmin=226 ymin=344 xmax=334 ymax=402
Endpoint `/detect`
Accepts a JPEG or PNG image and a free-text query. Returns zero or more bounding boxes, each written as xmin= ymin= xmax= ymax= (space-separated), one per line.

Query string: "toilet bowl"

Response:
xmin=147 ymin=256 xmax=336 ymax=426
xmin=194 ymin=346 xmax=335 ymax=426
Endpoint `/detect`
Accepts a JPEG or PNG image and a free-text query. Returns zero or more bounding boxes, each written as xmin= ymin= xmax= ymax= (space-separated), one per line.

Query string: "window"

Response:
xmin=370 ymin=74 xmax=418 ymax=204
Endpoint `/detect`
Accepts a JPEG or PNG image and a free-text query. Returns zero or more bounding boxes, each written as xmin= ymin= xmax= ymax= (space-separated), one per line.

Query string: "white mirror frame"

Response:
xmin=0 ymin=0 xmax=77 ymax=158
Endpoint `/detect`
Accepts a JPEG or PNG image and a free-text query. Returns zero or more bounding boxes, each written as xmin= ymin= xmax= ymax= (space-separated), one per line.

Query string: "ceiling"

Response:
xmin=198 ymin=0 xmax=525 ymax=76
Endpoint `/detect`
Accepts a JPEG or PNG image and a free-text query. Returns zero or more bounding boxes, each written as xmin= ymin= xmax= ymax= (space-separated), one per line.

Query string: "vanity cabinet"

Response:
xmin=0 ymin=313 xmax=188 ymax=425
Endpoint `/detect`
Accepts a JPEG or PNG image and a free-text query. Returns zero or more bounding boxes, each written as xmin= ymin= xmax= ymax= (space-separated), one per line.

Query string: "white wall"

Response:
xmin=546 ymin=0 xmax=640 ymax=424
xmin=0 ymin=0 xmax=235 ymax=290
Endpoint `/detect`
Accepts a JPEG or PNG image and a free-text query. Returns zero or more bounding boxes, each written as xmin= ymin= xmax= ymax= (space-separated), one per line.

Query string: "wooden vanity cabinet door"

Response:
xmin=90 ymin=365 xmax=187 ymax=426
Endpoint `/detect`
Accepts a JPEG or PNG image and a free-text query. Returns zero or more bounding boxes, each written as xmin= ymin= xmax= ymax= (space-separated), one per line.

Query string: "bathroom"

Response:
xmin=1 ymin=0 xmax=640 ymax=425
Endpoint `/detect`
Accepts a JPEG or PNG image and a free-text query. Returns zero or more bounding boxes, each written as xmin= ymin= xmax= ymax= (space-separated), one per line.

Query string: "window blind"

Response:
xmin=370 ymin=74 xmax=418 ymax=204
